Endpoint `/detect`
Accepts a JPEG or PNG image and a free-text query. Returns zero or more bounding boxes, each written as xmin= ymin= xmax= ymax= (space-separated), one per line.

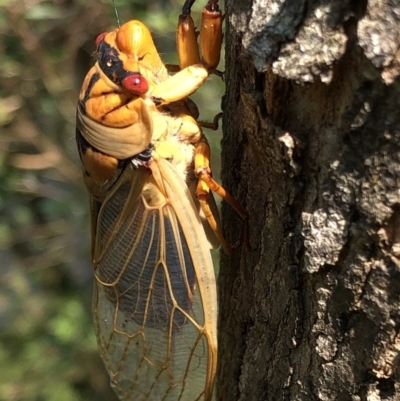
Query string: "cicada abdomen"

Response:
xmin=75 ymin=1 xmax=246 ymax=400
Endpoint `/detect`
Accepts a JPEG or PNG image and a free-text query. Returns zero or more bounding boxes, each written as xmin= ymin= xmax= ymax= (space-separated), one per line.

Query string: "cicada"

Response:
xmin=76 ymin=1 xmax=246 ymax=400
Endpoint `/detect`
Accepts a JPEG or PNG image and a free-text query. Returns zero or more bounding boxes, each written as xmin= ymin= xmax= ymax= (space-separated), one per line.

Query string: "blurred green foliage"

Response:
xmin=0 ymin=0 xmax=224 ymax=400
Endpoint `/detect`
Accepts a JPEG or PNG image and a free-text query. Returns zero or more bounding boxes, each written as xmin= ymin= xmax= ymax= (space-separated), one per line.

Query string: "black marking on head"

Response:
xmin=82 ymin=72 xmax=100 ymax=109
xmin=78 ymin=101 xmax=86 ymax=115
xmin=97 ymin=41 xmax=138 ymax=87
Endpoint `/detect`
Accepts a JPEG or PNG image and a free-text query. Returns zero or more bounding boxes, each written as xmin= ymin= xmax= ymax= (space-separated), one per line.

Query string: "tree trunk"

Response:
xmin=218 ymin=1 xmax=400 ymax=400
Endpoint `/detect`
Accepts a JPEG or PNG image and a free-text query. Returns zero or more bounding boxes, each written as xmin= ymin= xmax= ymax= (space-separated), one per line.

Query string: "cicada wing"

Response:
xmin=91 ymin=163 xmax=217 ymax=401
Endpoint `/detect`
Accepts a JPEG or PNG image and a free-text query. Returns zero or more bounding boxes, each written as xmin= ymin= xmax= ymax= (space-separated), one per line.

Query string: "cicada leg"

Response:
xmin=177 ymin=5 xmax=201 ymax=70
xmin=194 ymin=141 xmax=250 ymax=254
xmin=149 ymin=1 xmax=222 ymax=106
xmin=199 ymin=0 xmax=223 ymax=71
xmin=198 ymin=112 xmax=222 ymax=130
xmin=179 ymin=0 xmax=223 ymax=71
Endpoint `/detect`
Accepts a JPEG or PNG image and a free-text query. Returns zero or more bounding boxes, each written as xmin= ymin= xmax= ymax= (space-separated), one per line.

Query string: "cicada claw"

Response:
xmin=182 ymin=0 xmax=196 ymax=16
xmin=232 ymin=216 xmax=254 ymax=253
xmin=197 ymin=112 xmax=222 ymax=130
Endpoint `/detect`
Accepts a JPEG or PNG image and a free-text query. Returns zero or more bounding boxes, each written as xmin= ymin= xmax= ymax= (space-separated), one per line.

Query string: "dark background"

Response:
xmin=0 ymin=1 xmax=223 ymax=400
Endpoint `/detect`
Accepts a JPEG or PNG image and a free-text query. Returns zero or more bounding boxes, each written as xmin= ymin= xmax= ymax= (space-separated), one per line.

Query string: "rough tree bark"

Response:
xmin=218 ymin=1 xmax=400 ymax=400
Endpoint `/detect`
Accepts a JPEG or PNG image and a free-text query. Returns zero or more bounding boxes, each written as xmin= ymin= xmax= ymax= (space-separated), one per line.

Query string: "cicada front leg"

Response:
xmin=179 ymin=0 xmax=223 ymax=72
xmin=165 ymin=0 xmax=223 ymax=74
xmin=150 ymin=0 xmax=223 ymax=105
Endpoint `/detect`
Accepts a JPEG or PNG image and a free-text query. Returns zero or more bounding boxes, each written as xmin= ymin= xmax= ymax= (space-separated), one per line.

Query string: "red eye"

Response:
xmin=95 ymin=32 xmax=107 ymax=48
xmin=121 ymin=74 xmax=149 ymax=95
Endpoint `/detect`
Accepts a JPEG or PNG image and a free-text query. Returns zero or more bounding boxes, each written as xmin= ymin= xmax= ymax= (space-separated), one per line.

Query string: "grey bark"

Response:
xmin=218 ymin=1 xmax=400 ymax=400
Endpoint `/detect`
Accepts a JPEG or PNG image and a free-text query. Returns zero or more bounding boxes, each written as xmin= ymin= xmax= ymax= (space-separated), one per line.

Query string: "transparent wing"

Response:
xmin=91 ymin=160 xmax=217 ymax=401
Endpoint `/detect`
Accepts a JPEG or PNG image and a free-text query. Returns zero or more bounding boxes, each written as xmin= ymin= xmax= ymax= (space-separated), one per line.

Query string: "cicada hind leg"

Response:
xmin=194 ymin=140 xmax=250 ymax=255
xmin=178 ymin=0 xmax=223 ymax=72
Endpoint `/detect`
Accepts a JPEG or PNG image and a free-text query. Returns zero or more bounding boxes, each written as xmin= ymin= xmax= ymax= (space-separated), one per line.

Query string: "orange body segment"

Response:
xmin=77 ymin=137 xmax=120 ymax=201
xmin=200 ymin=7 xmax=223 ymax=70
xmin=177 ymin=14 xmax=201 ymax=69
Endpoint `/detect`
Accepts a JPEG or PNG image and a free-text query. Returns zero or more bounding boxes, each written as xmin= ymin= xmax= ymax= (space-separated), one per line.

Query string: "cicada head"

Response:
xmin=94 ymin=20 xmax=167 ymax=96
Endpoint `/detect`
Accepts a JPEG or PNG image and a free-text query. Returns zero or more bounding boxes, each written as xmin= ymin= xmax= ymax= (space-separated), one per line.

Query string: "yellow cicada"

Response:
xmin=76 ymin=1 xmax=247 ymax=400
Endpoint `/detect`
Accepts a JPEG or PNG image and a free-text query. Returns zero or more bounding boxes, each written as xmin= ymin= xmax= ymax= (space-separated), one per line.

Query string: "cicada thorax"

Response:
xmin=76 ymin=19 xmax=170 ymax=199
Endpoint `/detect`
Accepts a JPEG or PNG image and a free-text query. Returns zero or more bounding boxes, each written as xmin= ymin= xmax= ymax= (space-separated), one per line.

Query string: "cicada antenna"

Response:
xmin=112 ymin=0 xmax=121 ymax=28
